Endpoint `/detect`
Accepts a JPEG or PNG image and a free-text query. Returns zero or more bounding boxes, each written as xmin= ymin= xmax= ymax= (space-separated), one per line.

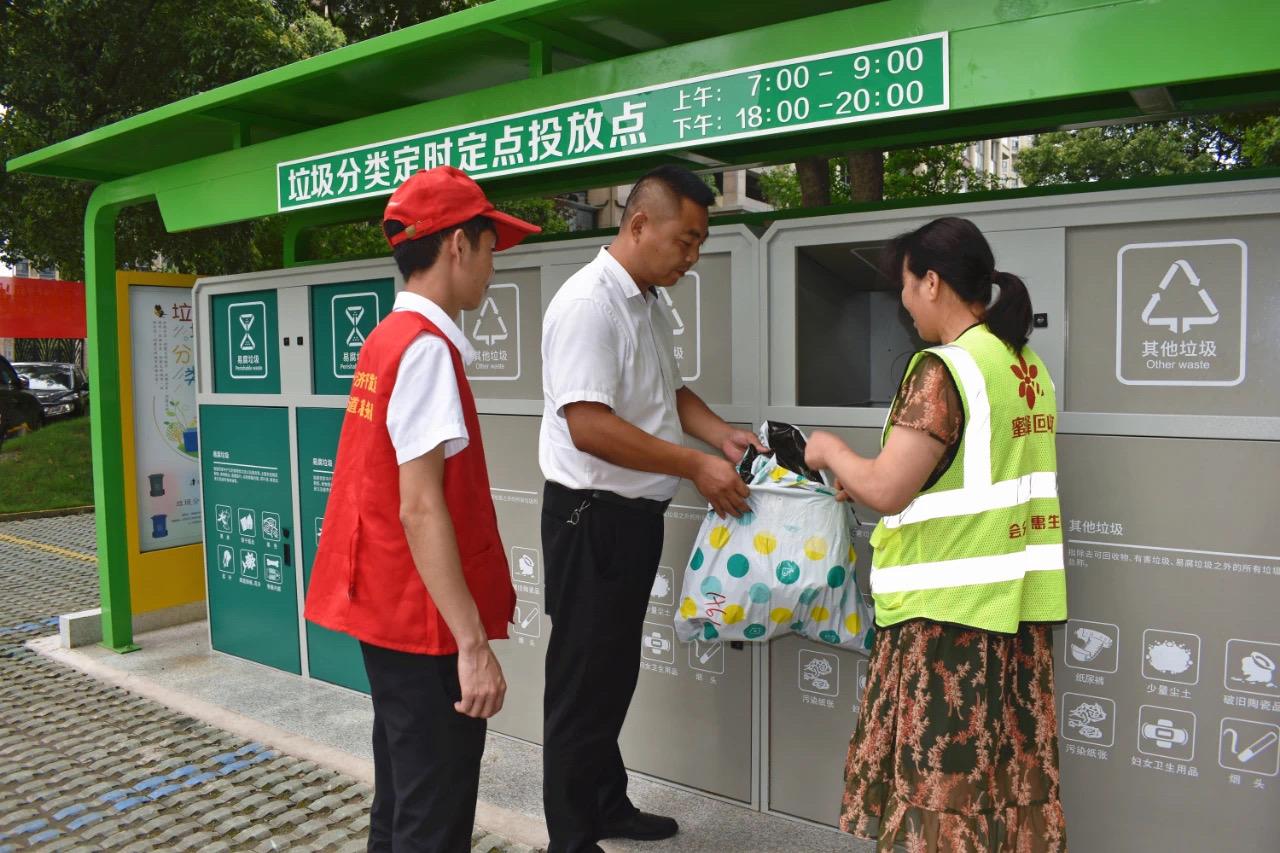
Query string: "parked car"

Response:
xmin=0 ymin=355 xmax=44 ymax=441
xmin=12 ymin=362 xmax=90 ymax=420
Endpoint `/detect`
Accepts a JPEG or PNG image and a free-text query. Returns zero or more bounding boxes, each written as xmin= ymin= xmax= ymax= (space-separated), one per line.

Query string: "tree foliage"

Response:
xmin=306 ymin=0 xmax=483 ymax=43
xmin=1014 ymin=114 xmax=1280 ymax=187
xmin=759 ymin=143 xmax=999 ymax=211
xmin=0 ymin=0 xmax=346 ymax=279
xmin=0 ymin=0 xmax=570 ymax=280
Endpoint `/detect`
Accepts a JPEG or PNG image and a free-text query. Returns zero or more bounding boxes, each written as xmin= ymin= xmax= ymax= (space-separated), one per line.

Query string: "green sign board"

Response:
xmin=200 ymin=404 xmax=299 ymax=673
xmin=211 ymin=289 xmax=280 ymax=393
xmin=297 ymin=407 xmax=370 ymax=693
xmin=310 ymin=279 xmax=395 ymax=396
xmin=278 ymin=32 xmax=948 ymax=211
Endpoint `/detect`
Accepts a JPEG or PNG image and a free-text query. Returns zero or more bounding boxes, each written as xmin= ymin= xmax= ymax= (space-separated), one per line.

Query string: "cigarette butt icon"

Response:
xmin=1239 ymin=731 xmax=1278 ymax=762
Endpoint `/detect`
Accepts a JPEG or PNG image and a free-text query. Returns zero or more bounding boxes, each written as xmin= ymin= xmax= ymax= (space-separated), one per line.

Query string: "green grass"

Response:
xmin=0 ymin=416 xmax=94 ymax=513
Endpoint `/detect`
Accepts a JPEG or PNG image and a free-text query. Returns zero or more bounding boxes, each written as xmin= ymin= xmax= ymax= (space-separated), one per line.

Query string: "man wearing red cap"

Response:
xmin=305 ymin=166 xmax=540 ymax=852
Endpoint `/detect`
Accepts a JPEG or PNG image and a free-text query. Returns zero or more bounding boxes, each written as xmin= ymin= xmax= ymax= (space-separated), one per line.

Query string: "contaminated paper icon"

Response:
xmin=1062 ymin=693 xmax=1115 ymax=747
xmin=798 ymin=649 xmax=839 ymax=697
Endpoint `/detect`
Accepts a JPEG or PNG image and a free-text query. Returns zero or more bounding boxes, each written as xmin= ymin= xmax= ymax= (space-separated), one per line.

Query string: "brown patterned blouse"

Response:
xmin=888 ymin=353 xmax=963 ymax=489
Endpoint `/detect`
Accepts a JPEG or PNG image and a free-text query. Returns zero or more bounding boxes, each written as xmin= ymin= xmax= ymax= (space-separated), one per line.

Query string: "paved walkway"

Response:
xmin=0 ymin=514 xmax=533 ymax=852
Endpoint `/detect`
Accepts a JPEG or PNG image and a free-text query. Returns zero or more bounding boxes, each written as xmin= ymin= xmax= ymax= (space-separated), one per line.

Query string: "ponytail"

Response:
xmin=987 ymin=270 xmax=1033 ymax=353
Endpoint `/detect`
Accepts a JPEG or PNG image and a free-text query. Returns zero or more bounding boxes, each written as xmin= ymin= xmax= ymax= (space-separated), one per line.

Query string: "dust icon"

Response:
xmin=1142 ymin=629 xmax=1200 ymax=685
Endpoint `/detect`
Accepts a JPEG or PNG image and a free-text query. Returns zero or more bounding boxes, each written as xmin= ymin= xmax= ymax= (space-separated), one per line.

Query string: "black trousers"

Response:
xmin=541 ymin=482 xmax=666 ymax=853
xmin=360 ymin=642 xmax=487 ymax=853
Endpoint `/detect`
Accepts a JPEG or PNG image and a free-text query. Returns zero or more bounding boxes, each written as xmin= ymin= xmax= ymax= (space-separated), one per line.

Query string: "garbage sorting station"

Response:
xmin=8 ymin=1 xmax=1280 ymax=849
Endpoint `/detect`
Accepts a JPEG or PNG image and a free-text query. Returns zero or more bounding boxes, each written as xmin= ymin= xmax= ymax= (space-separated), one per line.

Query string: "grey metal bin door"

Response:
xmin=1055 ymin=434 xmax=1280 ymax=852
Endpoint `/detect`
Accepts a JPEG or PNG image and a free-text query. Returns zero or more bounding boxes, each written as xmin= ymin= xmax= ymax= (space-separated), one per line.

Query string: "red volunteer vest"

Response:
xmin=304 ymin=309 xmax=514 ymax=654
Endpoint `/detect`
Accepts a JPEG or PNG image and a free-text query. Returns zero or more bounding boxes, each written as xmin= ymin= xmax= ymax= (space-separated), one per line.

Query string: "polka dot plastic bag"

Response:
xmin=674 ymin=424 xmax=875 ymax=653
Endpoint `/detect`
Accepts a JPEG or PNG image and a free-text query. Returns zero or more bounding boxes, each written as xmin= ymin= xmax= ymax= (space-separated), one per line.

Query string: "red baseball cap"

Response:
xmin=383 ymin=166 xmax=541 ymax=251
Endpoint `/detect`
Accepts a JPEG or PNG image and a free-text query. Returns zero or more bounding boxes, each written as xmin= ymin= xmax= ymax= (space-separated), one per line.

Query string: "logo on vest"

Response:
xmin=1010 ymin=352 xmax=1042 ymax=410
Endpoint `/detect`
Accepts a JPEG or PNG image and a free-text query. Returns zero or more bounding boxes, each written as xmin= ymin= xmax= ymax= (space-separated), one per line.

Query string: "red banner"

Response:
xmin=0 ymin=277 xmax=87 ymax=338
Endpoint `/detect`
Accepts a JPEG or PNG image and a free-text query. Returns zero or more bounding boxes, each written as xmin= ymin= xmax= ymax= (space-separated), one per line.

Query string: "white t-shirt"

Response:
xmin=385 ymin=291 xmax=475 ymax=465
xmin=538 ymin=247 xmax=685 ymax=501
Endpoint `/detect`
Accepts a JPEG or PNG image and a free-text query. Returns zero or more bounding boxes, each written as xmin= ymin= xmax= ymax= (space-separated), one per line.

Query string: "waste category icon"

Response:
xmin=1137 ymin=705 xmax=1196 ymax=762
xmin=1225 ymin=639 xmax=1279 ymax=696
xmin=1062 ymin=693 xmax=1115 ymax=746
xmin=798 ymin=649 xmax=839 ymax=697
xmin=1140 ymin=259 xmax=1220 ymax=333
xmin=1065 ymin=620 xmax=1119 ymax=673
xmin=1142 ymin=629 xmax=1200 ymax=685
xmin=344 ymin=305 xmax=367 ymax=347
xmin=238 ymin=312 xmax=257 ymax=351
xmin=1115 ymin=238 xmax=1246 ymax=387
xmin=650 ymin=566 xmax=675 ymax=606
xmin=642 ymin=623 xmax=675 ymax=665
xmin=472 ymin=296 xmax=508 ymax=346
xmin=462 ymin=283 xmax=520 ymax=380
xmin=513 ymin=600 xmax=541 ymax=638
xmin=1220 ymin=718 xmax=1280 ymax=777
xmin=1072 ymin=625 xmax=1113 ymax=662
xmin=510 ymin=547 xmax=540 ymax=585
xmin=688 ymin=638 xmax=724 ymax=675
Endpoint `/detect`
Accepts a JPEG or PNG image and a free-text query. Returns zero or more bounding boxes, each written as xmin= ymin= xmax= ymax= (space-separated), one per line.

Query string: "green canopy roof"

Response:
xmin=7 ymin=0 xmax=872 ymax=183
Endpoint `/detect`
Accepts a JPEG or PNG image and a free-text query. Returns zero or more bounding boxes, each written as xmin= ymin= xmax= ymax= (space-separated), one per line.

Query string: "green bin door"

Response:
xmin=310 ymin=279 xmax=395 ymax=396
xmin=297 ymin=406 xmax=370 ymax=692
xmin=211 ymin=290 xmax=281 ymax=394
xmin=200 ymin=404 xmax=300 ymax=672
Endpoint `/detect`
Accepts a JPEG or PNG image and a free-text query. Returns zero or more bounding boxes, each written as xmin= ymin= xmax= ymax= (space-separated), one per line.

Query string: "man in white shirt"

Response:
xmin=538 ymin=165 xmax=761 ymax=853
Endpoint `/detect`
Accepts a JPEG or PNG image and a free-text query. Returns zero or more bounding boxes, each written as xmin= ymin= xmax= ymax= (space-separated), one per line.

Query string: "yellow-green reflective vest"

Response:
xmin=869 ymin=324 xmax=1068 ymax=634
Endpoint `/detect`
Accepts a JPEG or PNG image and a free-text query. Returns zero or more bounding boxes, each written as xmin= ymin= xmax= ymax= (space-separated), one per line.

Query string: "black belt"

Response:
xmin=545 ymin=481 xmax=671 ymax=516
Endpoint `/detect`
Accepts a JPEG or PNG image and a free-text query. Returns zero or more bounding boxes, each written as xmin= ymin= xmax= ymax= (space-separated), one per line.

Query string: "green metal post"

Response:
xmin=529 ymin=39 xmax=552 ymax=78
xmin=84 ymin=184 xmax=149 ymax=652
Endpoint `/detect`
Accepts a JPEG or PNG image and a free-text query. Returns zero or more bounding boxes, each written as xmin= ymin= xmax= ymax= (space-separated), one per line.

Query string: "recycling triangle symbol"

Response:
xmin=658 ymin=288 xmax=686 ymax=336
xmin=472 ymin=296 xmax=508 ymax=346
xmin=1141 ymin=259 xmax=1220 ymax=333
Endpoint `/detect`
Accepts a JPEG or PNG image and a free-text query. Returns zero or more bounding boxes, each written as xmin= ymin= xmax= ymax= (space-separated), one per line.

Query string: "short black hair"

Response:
xmin=384 ymin=215 xmax=496 ymax=280
xmin=620 ymin=164 xmax=715 ymax=225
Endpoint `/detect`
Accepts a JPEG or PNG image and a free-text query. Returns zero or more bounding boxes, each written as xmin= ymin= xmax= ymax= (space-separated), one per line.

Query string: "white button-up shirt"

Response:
xmin=539 ymin=247 xmax=685 ymax=500
xmin=385 ymin=291 xmax=475 ymax=464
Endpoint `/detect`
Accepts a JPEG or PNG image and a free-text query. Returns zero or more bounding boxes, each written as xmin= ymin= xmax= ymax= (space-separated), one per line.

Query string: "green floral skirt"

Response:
xmin=840 ymin=620 xmax=1067 ymax=853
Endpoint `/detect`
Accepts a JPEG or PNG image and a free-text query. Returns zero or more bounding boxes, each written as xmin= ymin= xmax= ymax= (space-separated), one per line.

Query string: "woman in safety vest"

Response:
xmin=804 ymin=216 xmax=1068 ymax=853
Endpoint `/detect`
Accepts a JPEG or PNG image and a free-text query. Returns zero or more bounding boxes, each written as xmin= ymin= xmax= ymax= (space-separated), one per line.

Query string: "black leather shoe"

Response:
xmin=599 ymin=810 xmax=679 ymax=841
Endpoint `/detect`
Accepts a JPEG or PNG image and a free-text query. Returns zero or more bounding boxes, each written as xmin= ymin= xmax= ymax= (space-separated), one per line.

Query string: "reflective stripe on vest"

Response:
xmin=869 ymin=326 xmax=1067 ymax=631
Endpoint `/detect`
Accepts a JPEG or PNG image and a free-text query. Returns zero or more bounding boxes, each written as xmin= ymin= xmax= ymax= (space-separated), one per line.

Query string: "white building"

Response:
xmin=964 ymin=135 xmax=1036 ymax=188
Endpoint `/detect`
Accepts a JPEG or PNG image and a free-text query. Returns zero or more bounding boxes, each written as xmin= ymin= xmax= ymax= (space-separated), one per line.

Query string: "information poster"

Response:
xmin=129 ymin=285 xmax=202 ymax=551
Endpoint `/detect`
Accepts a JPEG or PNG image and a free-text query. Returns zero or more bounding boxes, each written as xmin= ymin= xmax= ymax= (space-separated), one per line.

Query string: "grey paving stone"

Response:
xmin=0 ymin=515 xmax=528 ymax=853
xmin=233 ymin=823 xmax=275 ymax=846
